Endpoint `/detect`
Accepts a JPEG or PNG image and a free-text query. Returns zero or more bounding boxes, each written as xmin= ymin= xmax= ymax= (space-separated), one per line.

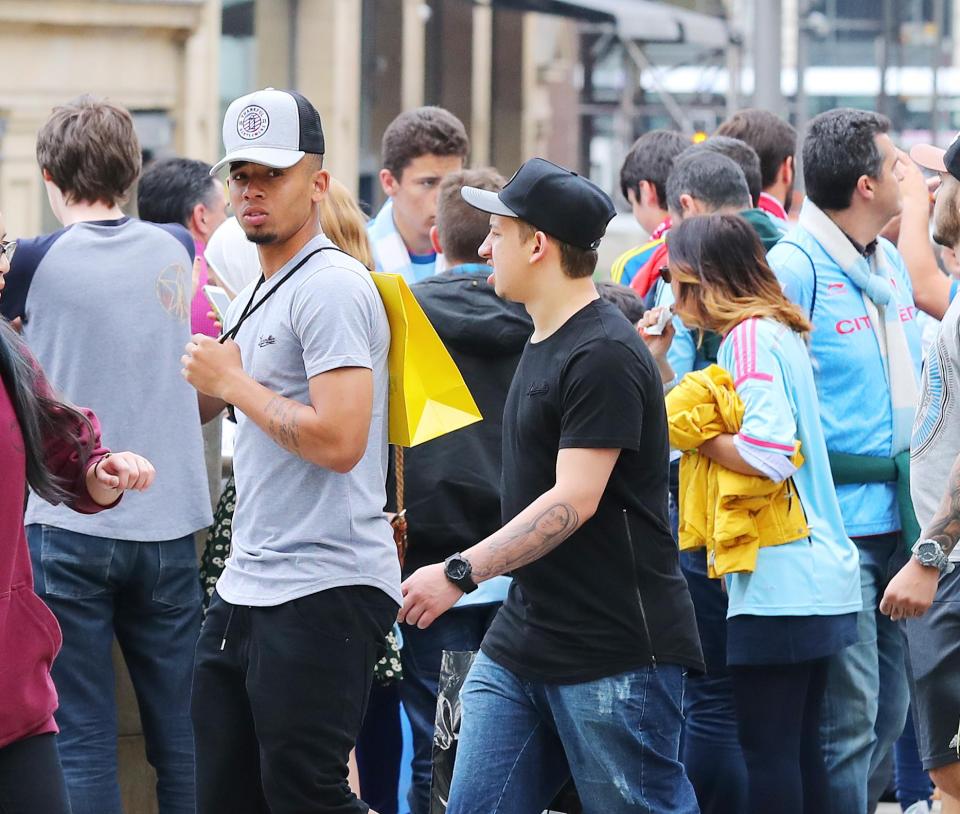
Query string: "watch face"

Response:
xmin=918 ymin=541 xmax=937 ymax=556
xmin=447 ymin=558 xmax=469 ymax=580
xmin=917 ymin=541 xmax=941 ymax=563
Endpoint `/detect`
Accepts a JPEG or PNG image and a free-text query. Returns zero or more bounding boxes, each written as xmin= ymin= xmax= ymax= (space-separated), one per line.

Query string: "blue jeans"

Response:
xmin=679 ymin=549 xmax=748 ymax=814
xmin=27 ymin=525 xmax=202 ymax=814
xmin=820 ymin=532 xmax=910 ymax=814
xmin=399 ymin=604 xmax=501 ymax=814
xmin=356 ymin=681 xmax=402 ymax=814
xmin=895 ymin=706 xmax=934 ymax=809
xmin=447 ymin=651 xmax=697 ymax=814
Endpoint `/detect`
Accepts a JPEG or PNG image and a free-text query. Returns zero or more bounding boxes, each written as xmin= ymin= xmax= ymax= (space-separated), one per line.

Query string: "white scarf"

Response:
xmin=799 ymin=199 xmax=919 ymax=452
xmin=367 ymin=199 xmax=445 ymax=282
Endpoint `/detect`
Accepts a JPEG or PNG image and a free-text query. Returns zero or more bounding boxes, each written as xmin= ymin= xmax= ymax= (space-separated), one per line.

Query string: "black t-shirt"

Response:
xmin=481 ymin=299 xmax=704 ymax=683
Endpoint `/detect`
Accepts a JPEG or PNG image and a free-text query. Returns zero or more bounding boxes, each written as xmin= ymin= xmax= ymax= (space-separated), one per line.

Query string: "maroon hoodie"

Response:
xmin=0 ymin=367 xmax=113 ymax=749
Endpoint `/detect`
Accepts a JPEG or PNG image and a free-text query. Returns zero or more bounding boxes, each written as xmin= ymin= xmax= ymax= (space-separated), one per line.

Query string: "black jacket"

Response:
xmin=387 ymin=268 xmax=532 ymax=576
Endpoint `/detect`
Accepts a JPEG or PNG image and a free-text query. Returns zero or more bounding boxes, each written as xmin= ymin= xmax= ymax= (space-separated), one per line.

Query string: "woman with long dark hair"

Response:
xmin=0 ymin=213 xmax=155 ymax=813
xmin=651 ymin=213 xmax=861 ymax=814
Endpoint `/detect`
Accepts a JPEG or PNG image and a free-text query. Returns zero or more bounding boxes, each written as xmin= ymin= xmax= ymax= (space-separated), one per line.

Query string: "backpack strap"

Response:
xmin=775 ymin=240 xmax=819 ymax=319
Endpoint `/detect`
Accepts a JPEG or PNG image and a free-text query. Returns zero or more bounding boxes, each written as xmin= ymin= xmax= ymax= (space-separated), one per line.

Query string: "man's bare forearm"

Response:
xmin=232 ymin=378 xmax=311 ymax=457
xmin=899 ymin=193 xmax=950 ymax=319
xmin=263 ymin=395 xmax=303 ymax=454
xmin=211 ymin=366 xmax=372 ymax=472
xmin=463 ymin=491 xmax=584 ymax=582
xmin=699 ymin=434 xmax=766 ymax=477
xmin=225 ymin=374 xmax=335 ymax=467
xmin=924 ymin=452 xmax=960 ymax=557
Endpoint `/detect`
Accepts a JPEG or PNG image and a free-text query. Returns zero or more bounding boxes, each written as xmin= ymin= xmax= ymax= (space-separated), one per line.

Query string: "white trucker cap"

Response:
xmin=211 ymin=88 xmax=325 ymax=175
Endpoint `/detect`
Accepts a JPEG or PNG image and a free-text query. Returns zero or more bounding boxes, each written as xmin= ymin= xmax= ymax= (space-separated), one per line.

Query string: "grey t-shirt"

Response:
xmin=1 ymin=218 xmax=212 ymax=540
xmin=912 ymin=294 xmax=960 ymax=561
xmin=216 ymin=234 xmax=401 ymax=606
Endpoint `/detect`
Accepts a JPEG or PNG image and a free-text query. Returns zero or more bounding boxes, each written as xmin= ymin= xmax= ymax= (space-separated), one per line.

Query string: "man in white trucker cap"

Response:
xmin=183 ymin=88 xmax=400 ymax=814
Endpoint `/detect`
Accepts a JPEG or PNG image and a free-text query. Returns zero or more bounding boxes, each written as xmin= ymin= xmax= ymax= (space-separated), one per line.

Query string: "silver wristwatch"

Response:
xmin=912 ymin=539 xmax=956 ymax=577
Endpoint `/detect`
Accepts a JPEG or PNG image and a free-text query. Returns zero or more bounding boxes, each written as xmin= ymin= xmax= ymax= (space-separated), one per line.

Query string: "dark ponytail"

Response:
xmin=0 ymin=319 xmax=94 ymax=503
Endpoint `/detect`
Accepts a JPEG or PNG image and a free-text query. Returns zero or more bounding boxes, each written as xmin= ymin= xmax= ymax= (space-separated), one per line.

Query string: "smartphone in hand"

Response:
xmin=202 ymin=285 xmax=231 ymax=325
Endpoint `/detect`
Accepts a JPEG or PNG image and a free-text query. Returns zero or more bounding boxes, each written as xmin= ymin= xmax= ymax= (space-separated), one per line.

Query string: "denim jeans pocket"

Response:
xmin=153 ymin=536 xmax=202 ymax=606
xmin=38 ymin=526 xmax=115 ymax=599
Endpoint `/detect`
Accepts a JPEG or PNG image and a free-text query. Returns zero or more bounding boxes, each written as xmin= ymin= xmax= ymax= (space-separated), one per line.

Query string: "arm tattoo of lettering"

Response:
xmin=264 ymin=396 xmax=302 ymax=454
xmin=470 ymin=503 xmax=580 ymax=580
xmin=924 ymin=452 xmax=960 ymax=557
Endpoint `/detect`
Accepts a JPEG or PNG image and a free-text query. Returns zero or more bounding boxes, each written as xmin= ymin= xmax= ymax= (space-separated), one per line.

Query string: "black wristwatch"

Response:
xmin=444 ymin=553 xmax=478 ymax=594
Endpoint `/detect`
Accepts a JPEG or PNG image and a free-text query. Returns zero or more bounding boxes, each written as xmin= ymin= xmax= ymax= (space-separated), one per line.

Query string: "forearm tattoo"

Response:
xmin=925 ymin=452 xmax=960 ymax=557
xmin=470 ymin=503 xmax=580 ymax=580
xmin=264 ymin=396 xmax=302 ymax=454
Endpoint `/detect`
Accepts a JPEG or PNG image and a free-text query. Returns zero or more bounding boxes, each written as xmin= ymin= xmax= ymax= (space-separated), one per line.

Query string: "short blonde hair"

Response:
xmin=319 ymin=178 xmax=375 ymax=269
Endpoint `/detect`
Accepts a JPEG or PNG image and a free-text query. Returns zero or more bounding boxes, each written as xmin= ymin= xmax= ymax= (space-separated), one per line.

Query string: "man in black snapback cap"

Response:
xmin=879 ymin=132 xmax=960 ymax=814
xmin=905 ymin=135 xmax=960 ymax=320
xmin=461 ymin=157 xmax=614 ymax=250
xmin=400 ymin=158 xmax=703 ymax=813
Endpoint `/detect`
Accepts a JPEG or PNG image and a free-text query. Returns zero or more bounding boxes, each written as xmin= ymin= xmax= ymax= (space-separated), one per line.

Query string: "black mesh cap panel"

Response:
xmin=288 ymin=90 xmax=325 ymax=155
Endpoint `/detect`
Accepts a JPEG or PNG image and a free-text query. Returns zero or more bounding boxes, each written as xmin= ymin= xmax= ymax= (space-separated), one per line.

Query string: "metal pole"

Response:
xmin=471 ymin=0 xmax=493 ymax=166
xmin=723 ymin=0 xmax=742 ymax=115
xmin=932 ymin=0 xmax=944 ymax=145
xmin=621 ymin=38 xmax=694 ymax=133
xmin=617 ymin=41 xmax=639 ymax=159
xmin=876 ymin=0 xmax=891 ymax=120
xmin=753 ymin=0 xmax=784 ymax=114
xmin=795 ymin=0 xmax=807 ymax=133
xmin=726 ymin=32 xmax=742 ymax=115
xmin=288 ymin=0 xmax=299 ymax=89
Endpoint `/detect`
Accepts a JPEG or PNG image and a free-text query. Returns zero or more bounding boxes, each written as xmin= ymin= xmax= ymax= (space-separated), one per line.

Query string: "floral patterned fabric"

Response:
xmin=375 ymin=628 xmax=404 ymax=685
xmin=200 ymin=476 xmax=235 ymax=608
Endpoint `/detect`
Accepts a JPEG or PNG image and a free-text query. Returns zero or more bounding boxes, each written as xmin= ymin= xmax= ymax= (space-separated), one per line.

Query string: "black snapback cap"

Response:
xmin=461 ymin=157 xmax=617 ymax=250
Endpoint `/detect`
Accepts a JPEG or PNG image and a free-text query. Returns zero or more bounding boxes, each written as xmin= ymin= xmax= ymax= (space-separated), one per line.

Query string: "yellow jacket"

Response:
xmin=666 ymin=365 xmax=810 ymax=578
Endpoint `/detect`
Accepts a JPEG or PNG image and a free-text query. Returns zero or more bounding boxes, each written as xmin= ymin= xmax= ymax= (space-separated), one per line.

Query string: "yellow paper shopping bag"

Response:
xmin=371 ymin=272 xmax=482 ymax=446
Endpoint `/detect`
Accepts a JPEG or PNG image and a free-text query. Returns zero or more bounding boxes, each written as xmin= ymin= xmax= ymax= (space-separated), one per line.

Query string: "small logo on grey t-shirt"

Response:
xmin=155 ymin=262 xmax=190 ymax=323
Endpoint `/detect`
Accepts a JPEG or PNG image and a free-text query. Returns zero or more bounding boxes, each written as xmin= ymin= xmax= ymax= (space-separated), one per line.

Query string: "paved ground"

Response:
xmin=877 ymin=802 xmax=940 ymax=812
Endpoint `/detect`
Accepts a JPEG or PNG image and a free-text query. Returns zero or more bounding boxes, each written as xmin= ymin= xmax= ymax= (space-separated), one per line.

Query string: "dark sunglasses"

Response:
xmin=0 ymin=240 xmax=17 ymax=261
xmin=658 ymin=265 xmax=671 ymax=284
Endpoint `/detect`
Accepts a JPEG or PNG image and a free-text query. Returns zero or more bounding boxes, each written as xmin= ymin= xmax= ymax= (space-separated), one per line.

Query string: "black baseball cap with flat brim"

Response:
xmin=911 ymin=135 xmax=960 ymax=182
xmin=461 ymin=157 xmax=616 ymax=250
